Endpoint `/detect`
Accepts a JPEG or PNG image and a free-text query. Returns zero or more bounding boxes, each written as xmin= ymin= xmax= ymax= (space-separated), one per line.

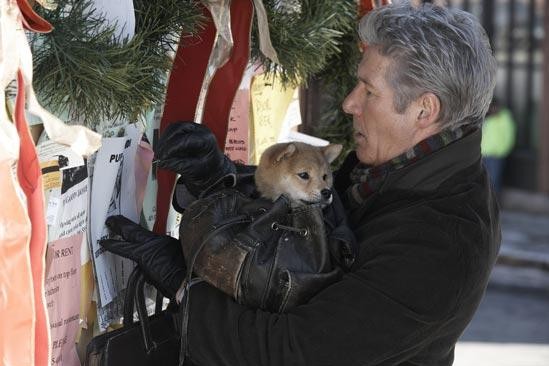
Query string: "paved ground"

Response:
xmin=461 ymin=279 xmax=549 ymax=344
xmin=455 ymin=278 xmax=549 ymax=365
xmin=454 ymin=342 xmax=549 ymax=366
xmin=498 ymin=211 xmax=549 ymax=272
xmin=453 ymin=209 xmax=549 ymax=366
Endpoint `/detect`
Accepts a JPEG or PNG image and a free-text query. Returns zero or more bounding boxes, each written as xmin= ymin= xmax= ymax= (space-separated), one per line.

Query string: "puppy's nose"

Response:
xmin=321 ymin=189 xmax=332 ymax=201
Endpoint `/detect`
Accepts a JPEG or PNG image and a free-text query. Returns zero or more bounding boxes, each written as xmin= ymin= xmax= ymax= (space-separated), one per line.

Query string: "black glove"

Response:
xmin=155 ymin=121 xmax=236 ymax=197
xmin=100 ymin=215 xmax=185 ymax=300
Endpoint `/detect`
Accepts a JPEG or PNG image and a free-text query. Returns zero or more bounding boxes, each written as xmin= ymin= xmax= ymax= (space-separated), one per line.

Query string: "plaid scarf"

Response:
xmin=345 ymin=126 xmax=472 ymax=209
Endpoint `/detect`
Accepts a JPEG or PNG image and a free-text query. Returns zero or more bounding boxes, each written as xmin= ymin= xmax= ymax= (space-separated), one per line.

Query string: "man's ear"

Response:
xmin=416 ymin=92 xmax=441 ymax=129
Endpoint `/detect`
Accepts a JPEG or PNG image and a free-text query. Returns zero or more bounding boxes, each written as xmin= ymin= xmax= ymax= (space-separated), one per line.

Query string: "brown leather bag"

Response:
xmin=178 ymin=174 xmax=353 ymax=313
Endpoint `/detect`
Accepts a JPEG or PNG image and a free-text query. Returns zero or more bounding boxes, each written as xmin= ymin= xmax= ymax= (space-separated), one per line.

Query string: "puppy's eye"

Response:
xmin=323 ymin=174 xmax=327 ymax=181
xmin=298 ymin=172 xmax=310 ymax=180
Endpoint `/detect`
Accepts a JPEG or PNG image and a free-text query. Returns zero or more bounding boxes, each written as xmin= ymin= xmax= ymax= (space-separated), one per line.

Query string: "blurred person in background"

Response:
xmin=481 ymin=98 xmax=516 ymax=196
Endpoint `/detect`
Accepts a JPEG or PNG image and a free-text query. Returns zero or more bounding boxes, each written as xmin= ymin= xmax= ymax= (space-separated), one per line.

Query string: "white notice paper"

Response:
xmin=89 ymin=124 xmax=141 ymax=329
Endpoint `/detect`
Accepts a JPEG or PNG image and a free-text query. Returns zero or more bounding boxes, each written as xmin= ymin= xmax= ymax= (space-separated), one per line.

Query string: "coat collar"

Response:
xmin=378 ymin=128 xmax=482 ymax=193
xmin=345 ymin=129 xmax=483 ymax=227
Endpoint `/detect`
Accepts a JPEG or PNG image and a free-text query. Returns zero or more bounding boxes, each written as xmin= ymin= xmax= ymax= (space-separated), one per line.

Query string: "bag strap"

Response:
xmin=135 ymin=273 xmax=157 ymax=354
xmin=198 ymin=173 xmax=237 ymax=199
xmin=214 ymin=172 xmax=258 ymax=196
xmin=155 ymin=290 xmax=164 ymax=315
xmin=122 ymin=266 xmax=161 ymax=354
xmin=123 ymin=266 xmax=142 ymax=327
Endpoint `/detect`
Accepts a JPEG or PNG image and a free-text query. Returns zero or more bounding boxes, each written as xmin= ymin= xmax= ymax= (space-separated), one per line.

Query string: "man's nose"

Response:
xmin=342 ymin=86 xmax=359 ymax=115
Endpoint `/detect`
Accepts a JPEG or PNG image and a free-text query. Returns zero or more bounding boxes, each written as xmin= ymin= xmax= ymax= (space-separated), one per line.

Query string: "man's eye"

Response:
xmin=366 ymin=90 xmax=373 ymax=96
xmin=298 ymin=172 xmax=310 ymax=180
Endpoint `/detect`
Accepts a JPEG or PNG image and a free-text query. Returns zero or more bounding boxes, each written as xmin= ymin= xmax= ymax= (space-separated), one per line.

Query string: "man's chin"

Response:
xmin=355 ymin=150 xmax=373 ymax=165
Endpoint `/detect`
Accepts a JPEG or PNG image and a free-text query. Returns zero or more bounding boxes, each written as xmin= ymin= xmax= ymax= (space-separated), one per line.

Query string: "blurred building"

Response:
xmin=447 ymin=0 xmax=547 ymax=193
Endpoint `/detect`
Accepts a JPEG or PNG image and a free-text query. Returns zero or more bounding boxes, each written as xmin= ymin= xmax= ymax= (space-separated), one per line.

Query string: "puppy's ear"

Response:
xmin=322 ymin=144 xmax=342 ymax=164
xmin=274 ymin=143 xmax=297 ymax=163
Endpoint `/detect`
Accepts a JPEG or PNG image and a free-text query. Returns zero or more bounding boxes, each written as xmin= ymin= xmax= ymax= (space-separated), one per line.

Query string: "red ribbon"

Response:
xmin=16 ymin=0 xmax=53 ymax=33
xmin=154 ymin=0 xmax=253 ymax=234
xmin=359 ymin=0 xmax=392 ymax=18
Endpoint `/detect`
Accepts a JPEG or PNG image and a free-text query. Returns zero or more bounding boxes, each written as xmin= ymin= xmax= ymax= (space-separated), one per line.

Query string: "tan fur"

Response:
xmin=255 ymin=142 xmax=342 ymax=207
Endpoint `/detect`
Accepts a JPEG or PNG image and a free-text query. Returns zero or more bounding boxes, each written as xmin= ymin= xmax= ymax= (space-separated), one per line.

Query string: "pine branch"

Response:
xmin=253 ymin=0 xmax=356 ymax=86
xmin=133 ymin=0 xmax=205 ymax=52
xmin=30 ymin=0 xmax=205 ymax=129
xmin=315 ymin=31 xmax=362 ymax=168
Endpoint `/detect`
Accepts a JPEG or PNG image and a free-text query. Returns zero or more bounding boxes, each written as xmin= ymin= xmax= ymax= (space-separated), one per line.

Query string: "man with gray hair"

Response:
xmin=102 ymin=2 xmax=501 ymax=365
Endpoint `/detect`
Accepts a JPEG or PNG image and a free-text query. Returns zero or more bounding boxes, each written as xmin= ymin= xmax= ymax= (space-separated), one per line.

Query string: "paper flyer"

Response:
xmin=49 ymin=164 xmax=89 ymax=242
xmin=278 ymin=89 xmax=329 ymax=147
xmin=250 ymin=73 xmax=296 ymax=164
xmin=38 ymin=139 xmax=91 ymax=366
xmin=225 ymin=89 xmax=250 ymax=164
xmin=88 ymin=124 xmax=142 ymax=330
xmin=141 ymin=106 xmax=161 ymax=230
xmin=45 ymin=234 xmax=84 ymax=366
xmin=225 ymin=64 xmax=261 ymax=164
xmin=135 ymin=138 xmax=154 ymax=218
xmin=277 ymin=88 xmax=302 ymax=143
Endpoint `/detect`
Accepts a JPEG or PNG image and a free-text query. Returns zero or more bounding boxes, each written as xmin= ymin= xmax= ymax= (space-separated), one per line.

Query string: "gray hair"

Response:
xmin=359 ymin=2 xmax=497 ymax=129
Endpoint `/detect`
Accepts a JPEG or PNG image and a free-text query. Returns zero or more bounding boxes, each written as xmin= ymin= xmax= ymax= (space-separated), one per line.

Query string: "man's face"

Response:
xmin=342 ymin=46 xmax=423 ymax=166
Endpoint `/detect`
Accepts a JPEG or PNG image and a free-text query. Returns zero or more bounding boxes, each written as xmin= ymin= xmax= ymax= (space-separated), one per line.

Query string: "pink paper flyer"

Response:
xmin=45 ymin=233 xmax=83 ymax=366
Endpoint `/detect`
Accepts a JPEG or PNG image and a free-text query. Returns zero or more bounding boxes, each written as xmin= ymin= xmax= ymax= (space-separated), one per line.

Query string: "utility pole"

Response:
xmin=482 ymin=0 xmax=495 ymax=48
xmin=539 ymin=0 xmax=549 ymax=193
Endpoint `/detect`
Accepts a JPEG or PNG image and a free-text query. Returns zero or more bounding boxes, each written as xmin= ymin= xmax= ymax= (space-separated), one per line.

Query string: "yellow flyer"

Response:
xmin=250 ymin=73 xmax=296 ymax=164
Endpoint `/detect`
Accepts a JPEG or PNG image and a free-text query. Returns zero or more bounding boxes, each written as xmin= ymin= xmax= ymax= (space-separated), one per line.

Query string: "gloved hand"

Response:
xmin=100 ymin=215 xmax=185 ymax=300
xmin=155 ymin=121 xmax=236 ymax=197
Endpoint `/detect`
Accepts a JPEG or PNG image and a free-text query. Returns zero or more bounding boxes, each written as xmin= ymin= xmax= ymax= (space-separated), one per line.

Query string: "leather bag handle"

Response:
xmin=122 ymin=266 xmax=142 ymax=327
xmin=135 ymin=273 xmax=157 ymax=354
xmin=154 ymin=290 xmax=164 ymax=315
xmin=122 ymin=266 xmax=161 ymax=354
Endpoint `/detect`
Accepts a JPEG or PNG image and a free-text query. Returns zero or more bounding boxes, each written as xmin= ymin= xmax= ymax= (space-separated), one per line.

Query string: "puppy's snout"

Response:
xmin=321 ymin=189 xmax=332 ymax=201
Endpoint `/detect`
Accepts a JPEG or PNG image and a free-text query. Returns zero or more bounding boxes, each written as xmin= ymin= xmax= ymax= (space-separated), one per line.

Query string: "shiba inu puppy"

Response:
xmin=255 ymin=142 xmax=343 ymax=207
xmin=175 ymin=142 xmax=343 ymax=305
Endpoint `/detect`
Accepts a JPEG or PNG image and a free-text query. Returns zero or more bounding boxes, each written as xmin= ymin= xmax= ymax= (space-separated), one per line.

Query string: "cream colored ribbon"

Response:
xmin=195 ymin=0 xmax=279 ymax=124
xmin=35 ymin=0 xmax=57 ymax=10
xmin=251 ymin=0 xmax=279 ymax=64
xmin=194 ymin=0 xmax=233 ymax=124
xmin=0 ymin=0 xmax=101 ymax=157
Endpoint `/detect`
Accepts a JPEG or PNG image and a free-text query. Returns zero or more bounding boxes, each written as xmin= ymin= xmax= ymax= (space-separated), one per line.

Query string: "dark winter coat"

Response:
xmin=184 ymin=129 xmax=501 ymax=366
